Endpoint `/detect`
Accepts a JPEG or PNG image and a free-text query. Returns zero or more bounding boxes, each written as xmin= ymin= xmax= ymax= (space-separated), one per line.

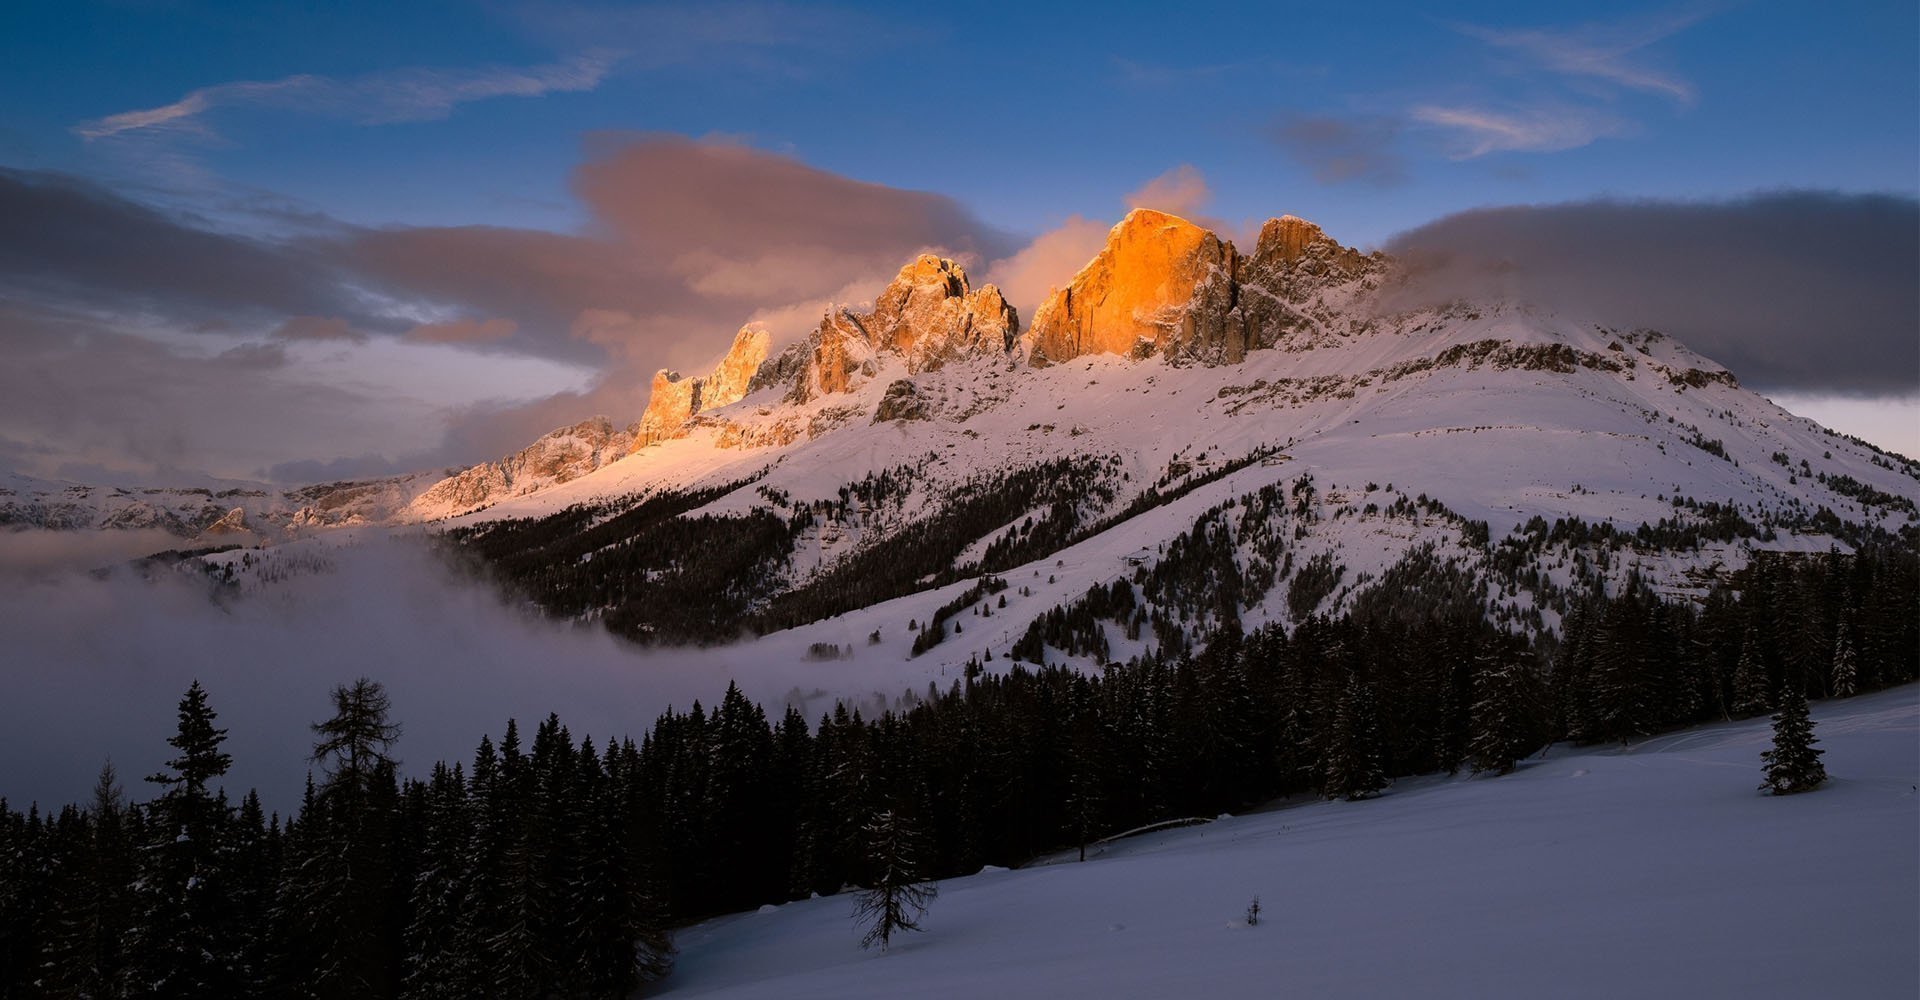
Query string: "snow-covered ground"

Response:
xmin=663 ymin=685 xmax=1920 ymax=999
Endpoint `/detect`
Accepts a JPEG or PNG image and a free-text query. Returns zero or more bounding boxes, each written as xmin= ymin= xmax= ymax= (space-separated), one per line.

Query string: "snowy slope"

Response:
xmin=661 ymin=684 xmax=1920 ymax=999
xmin=412 ymin=290 xmax=1918 ymax=675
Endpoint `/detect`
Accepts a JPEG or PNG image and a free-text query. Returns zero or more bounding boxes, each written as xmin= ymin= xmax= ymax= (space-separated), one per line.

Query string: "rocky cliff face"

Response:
xmin=1023 ymin=210 xmax=1241 ymax=366
xmin=1229 ymin=215 xmax=1387 ymax=352
xmin=1021 ymin=209 xmax=1385 ymax=367
xmin=868 ymin=255 xmax=1020 ymax=373
xmin=632 ymin=324 xmax=772 ymax=451
xmin=411 ymin=417 xmax=634 ymax=518
xmin=761 ymin=255 xmax=1019 ymax=404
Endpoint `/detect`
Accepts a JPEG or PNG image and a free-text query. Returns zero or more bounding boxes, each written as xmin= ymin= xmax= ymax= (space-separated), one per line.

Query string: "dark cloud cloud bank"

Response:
xmin=0 ymin=135 xmax=1016 ymax=481
xmin=5 ymin=148 xmax=1914 ymax=483
xmin=1385 ymin=191 xmax=1920 ymax=395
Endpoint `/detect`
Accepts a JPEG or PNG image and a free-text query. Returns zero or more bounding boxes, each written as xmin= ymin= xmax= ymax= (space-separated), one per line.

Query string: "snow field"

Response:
xmin=662 ymin=685 xmax=1920 ymax=999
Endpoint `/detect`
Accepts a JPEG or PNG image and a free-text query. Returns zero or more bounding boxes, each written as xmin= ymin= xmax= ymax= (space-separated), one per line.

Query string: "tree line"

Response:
xmin=2 ymin=545 xmax=1913 ymax=999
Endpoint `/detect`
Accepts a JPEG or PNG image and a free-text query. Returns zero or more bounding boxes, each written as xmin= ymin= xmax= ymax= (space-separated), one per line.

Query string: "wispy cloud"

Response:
xmin=1268 ymin=114 xmax=1407 ymax=186
xmin=1456 ymin=9 xmax=1706 ymax=106
xmin=1392 ymin=6 xmax=1710 ymax=162
xmin=1411 ymin=104 xmax=1627 ymax=158
xmin=75 ymin=53 xmax=617 ymax=140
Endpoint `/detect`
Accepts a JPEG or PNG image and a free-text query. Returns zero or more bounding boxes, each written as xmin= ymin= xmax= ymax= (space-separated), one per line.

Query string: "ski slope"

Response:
xmin=661 ymin=685 xmax=1920 ymax=999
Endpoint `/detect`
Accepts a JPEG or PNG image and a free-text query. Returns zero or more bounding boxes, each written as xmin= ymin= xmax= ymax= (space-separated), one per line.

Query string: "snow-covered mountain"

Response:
xmin=394 ymin=208 xmax=1916 ymax=673
xmin=20 ymin=209 xmax=1918 ymax=671
xmin=0 ymin=468 xmax=445 ymax=542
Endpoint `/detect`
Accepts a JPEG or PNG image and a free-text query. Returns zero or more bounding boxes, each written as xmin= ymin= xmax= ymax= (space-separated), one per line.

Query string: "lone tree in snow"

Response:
xmin=853 ymin=807 xmax=937 ymax=951
xmin=1760 ymin=686 xmax=1827 ymax=795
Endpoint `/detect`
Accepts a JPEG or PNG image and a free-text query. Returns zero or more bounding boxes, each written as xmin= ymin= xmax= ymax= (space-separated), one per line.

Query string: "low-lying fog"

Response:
xmin=0 ymin=530 xmax=929 ymax=813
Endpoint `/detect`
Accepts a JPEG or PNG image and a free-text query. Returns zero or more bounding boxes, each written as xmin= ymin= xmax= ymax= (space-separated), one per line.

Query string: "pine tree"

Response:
xmin=1468 ymin=649 xmax=1547 ymax=776
xmin=1831 ymin=624 xmax=1859 ymax=698
xmin=1321 ymin=670 xmax=1387 ymax=801
xmin=400 ymin=762 xmax=470 ymax=1000
xmin=1729 ymin=631 xmax=1771 ymax=718
xmin=1759 ymin=688 xmax=1827 ymax=795
xmin=303 ymin=677 xmax=404 ymax=999
xmin=852 ymin=807 xmax=937 ymax=951
xmin=123 ymin=680 xmax=241 ymax=999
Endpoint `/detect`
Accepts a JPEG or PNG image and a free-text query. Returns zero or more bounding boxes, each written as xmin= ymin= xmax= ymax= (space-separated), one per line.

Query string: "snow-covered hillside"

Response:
xmin=662 ymin=684 xmax=1920 ymax=999
xmin=24 ymin=209 xmax=1919 ymax=674
xmin=408 ymin=211 xmax=1917 ymax=671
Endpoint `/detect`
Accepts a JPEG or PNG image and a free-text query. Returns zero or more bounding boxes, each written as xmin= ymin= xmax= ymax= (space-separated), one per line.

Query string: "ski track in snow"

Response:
xmin=659 ymin=685 xmax=1920 ymax=999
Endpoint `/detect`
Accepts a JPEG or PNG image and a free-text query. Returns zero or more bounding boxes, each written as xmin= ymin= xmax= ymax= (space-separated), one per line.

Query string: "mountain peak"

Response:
xmin=632 ymin=324 xmax=770 ymax=452
xmin=1022 ymin=208 xmax=1239 ymax=366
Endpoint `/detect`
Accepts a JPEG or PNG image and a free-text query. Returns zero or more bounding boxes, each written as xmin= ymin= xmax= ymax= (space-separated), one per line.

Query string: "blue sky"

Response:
xmin=0 ymin=0 xmax=1915 ymax=478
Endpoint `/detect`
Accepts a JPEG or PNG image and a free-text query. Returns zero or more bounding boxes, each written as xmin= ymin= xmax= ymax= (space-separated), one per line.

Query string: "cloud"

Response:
xmin=1410 ymin=103 xmax=1627 ymax=158
xmin=75 ymin=53 xmax=618 ymax=140
xmin=0 ymin=301 xmax=452 ymax=483
xmin=272 ymin=315 xmax=365 ymax=342
xmin=983 ymin=165 xmax=1264 ymax=322
xmin=1 ymin=135 xmax=1015 ymax=479
xmin=263 ymin=452 xmax=438 ymax=484
xmin=1124 ymin=165 xmax=1213 ymax=218
xmin=1269 ymin=114 xmax=1407 ymax=186
xmin=0 ymin=538 xmax=963 ymax=812
xmin=1456 ymin=9 xmax=1705 ymax=106
xmin=982 ymin=216 xmax=1110 ymax=321
xmin=0 ymin=529 xmax=186 ymax=578
xmin=0 ymin=168 xmax=359 ymax=325
xmin=405 ymin=317 xmax=520 ymax=344
xmin=1384 ymin=191 xmax=1920 ymax=395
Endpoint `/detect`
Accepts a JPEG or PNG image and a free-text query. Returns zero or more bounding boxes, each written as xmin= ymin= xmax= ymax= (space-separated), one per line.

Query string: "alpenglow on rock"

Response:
xmin=632 ymin=324 xmax=772 ymax=451
xmin=758 ymin=255 xmax=1019 ymax=404
xmin=1020 ymin=209 xmax=1386 ymax=366
xmin=1022 ymin=209 xmax=1241 ymax=366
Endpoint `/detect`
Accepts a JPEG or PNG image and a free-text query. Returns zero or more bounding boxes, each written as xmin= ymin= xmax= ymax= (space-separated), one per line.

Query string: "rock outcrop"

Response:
xmin=1021 ymin=209 xmax=1385 ymax=366
xmin=872 ymin=379 xmax=930 ymax=423
xmin=1022 ymin=209 xmax=1241 ymax=366
xmin=412 ymin=417 xmax=634 ymax=518
xmin=760 ymin=255 xmax=1019 ymax=404
xmin=868 ymin=255 xmax=1020 ymax=372
xmin=631 ymin=324 xmax=771 ymax=451
xmin=1229 ymin=216 xmax=1386 ymax=351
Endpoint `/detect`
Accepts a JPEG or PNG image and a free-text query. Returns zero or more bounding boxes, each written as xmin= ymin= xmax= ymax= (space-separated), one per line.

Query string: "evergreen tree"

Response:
xmin=400 ymin=762 xmax=470 ymax=1000
xmin=1831 ymin=624 xmax=1859 ymax=698
xmin=301 ymin=677 xmax=404 ymax=1000
xmin=1729 ymin=631 xmax=1771 ymax=718
xmin=1321 ymin=670 xmax=1387 ymax=801
xmin=852 ymin=807 xmax=937 ymax=951
xmin=1759 ymin=688 xmax=1827 ymax=795
xmin=1468 ymin=647 xmax=1547 ymax=776
xmin=35 ymin=762 xmax=135 ymax=998
xmin=124 ymin=680 xmax=240 ymax=999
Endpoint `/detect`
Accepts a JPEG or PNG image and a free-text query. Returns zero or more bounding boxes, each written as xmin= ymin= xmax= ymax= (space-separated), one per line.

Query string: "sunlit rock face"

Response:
xmin=868 ymin=254 xmax=1020 ymax=373
xmin=764 ymin=254 xmax=1020 ymax=403
xmin=632 ymin=324 xmax=772 ymax=450
xmin=1022 ymin=210 xmax=1387 ymax=365
xmin=1022 ymin=209 xmax=1242 ymax=366
xmin=414 ymin=416 xmax=634 ymax=516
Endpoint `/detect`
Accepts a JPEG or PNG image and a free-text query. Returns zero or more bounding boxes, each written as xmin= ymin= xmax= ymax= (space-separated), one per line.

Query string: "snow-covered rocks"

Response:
xmin=408 ymin=416 xmax=635 ymax=519
xmin=634 ymin=324 xmax=773 ymax=450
